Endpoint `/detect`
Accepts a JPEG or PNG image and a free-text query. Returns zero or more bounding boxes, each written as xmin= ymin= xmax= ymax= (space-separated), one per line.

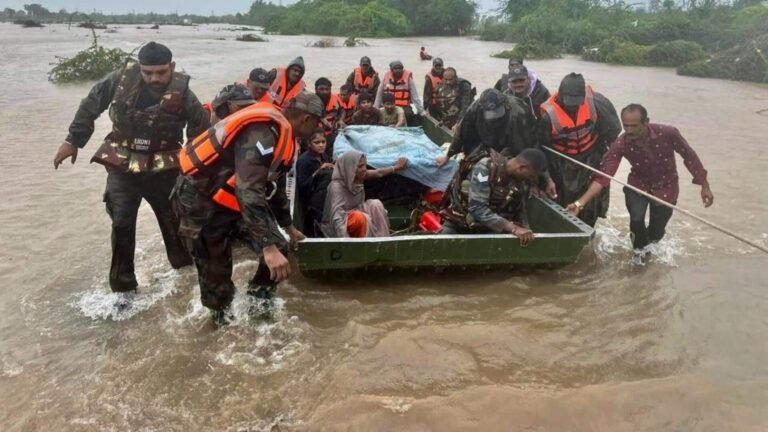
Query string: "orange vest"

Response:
xmin=179 ymin=102 xmax=296 ymax=212
xmin=540 ymin=86 xmax=599 ymax=156
xmin=353 ymin=67 xmax=377 ymax=93
xmin=322 ymin=94 xmax=342 ymax=137
xmin=382 ymin=70 xmax=413 ymax=108
xmin=266 ymin=67 xmax=305 ymax=108
xmin=338 ymin=94 xmax=357 ymax=124
xmin=426 ymin=72 xmax=443 ymax=105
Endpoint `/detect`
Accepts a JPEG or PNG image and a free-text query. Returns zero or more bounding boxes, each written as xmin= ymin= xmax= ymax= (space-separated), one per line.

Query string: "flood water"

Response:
xmin=1 ymin=23 xmax=768 ymax=431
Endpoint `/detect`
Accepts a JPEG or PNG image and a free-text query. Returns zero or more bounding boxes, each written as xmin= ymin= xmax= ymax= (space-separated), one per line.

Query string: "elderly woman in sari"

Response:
xmin=321 ymin=150 xmax=408 ymax=238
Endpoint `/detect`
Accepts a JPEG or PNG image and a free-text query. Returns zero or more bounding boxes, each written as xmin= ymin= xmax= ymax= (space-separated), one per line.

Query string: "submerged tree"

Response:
xmin=48 ymin=30 xmax=131 ymax=84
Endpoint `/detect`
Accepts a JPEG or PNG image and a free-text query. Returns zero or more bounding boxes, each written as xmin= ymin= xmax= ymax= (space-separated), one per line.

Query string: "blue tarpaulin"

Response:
xmin=332 ymin=126 xmax=458 ymax=191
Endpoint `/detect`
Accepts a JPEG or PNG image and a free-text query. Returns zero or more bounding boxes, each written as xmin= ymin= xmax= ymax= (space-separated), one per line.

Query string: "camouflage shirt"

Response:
xmin=467 ymin=156 xmax=529 ymax=233
xmin=65 ymin=70 xmax=209 ymax=148
xmin=434 ymin=79 xmax=472 ymax=129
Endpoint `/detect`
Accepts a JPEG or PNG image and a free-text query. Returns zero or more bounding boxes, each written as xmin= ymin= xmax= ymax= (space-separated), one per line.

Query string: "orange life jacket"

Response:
xmin=266 ymin=67 xmax=305 ymax=108
xmin=426 ymin=72 xmax=443 ymax=105
xmin=382 ymin=70 xmax=413 ymax=108
xmin=540 ymin=86 xmax=599 ymax=156
xmin=353 ymin=67 xmax=377 ymax=93
xmin=338 ymin=94 xmax=357 ymax=124
xmin=321 ymin=94 xmax=342 ymax=137
xmin=179 ymin=102 xmax=296 ymax=212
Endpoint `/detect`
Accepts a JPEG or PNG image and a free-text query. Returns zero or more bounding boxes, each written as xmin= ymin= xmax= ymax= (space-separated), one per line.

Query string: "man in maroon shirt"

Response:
xmin=566 ymin=104 xmax=714 ymax=255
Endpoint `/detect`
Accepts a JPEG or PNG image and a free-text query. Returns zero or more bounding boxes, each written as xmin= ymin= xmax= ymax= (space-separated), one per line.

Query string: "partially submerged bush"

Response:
xmin=678 ymin=34 xmax=768 ymax=83
xmin=309 ymin=38 xmax=337 ymax=48
xmin=344 ymin=36 xmax=368 ymax=47
xmin=236 ymin=33 xmax=268 ymax=42
xmin=48 ymin=34 xmax=130 ymax=83
xmin=493 ymin=41 xmax=562 ymax=60
xmin=583 ymin=39 xmax=650 ymax=66
xmin=648 ymin=40 xmax=707 ymax=67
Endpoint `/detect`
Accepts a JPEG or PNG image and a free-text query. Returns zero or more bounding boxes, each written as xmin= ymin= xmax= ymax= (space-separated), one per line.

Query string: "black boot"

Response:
xmin=210 ymin=308 xmax=235 ymax=326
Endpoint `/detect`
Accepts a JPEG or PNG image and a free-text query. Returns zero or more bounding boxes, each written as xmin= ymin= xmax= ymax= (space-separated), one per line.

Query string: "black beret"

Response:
xmin=138 ymin=42 xmax=173 ymax=66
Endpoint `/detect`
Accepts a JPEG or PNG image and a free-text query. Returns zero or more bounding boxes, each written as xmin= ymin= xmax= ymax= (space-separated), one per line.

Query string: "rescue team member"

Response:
xmin=209 ymin=83 xmax=256 ymax=124
xmin=314 ymin=77 xmax=343 ymax=141
xmin=53 ymin=42 xmax=208 ymax=294
xmin=538 ymin=73 xmax=621 ymax=227
xmin=439 ymin=148 xmax=548 ymax=246
xmin=338 ymin=84 xmax=357 ymax=125
xmin=345 ymin=56 xmax=380 ymax=95
xmin=502 ymin=65 xmax=551 ymax=120
xmin=437 ymin=89 xmax=537 ymax=167
xmin=173 ymin=92 xmax=325 ymax=324
xmin=493 ymin=58 xmax=547 ymax=96
xmin=266 ymin=56 xmax=306 ymax=108
xmin=433 ymin=67 xmax=473 ymax=130
xmin=246 ymin=67 xmax=271 ymax=102
xmin=567 ymin=104 xmax=713 ymax=258
xmin=423 ymin=57 xmax=444 ymax=117
xmin=374 ymin=60 xmax=425 ymax=127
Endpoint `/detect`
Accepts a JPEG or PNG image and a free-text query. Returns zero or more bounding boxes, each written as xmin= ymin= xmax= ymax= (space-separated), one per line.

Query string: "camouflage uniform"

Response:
xmin=441 ymin=152 xmax=530 ymax=234
xmin=65 ymin=63 xmax=209 ymax=292
xmin=434 ymin=78 xmax=473 ymax=129
xmin=173 ymin=124 xmax=291 ymax=312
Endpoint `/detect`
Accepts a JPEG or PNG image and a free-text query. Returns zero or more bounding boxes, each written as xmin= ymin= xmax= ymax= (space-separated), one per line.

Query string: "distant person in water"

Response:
xmin=322 ymin=150 xmax=408 ymax=238
xmin=419 ymin=46 xmax=433 ymax=61
xmin=566 ymin=104 xmax=713 ymax=261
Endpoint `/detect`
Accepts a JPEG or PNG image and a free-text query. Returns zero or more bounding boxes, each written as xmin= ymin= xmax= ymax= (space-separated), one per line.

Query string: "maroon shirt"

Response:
xmin=594 ymin=123 xmax=708 ymax=203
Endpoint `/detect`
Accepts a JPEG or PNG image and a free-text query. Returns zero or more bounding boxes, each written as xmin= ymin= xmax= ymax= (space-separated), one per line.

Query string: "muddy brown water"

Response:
xmin=1 ymin=23 xmax=767 ymax=431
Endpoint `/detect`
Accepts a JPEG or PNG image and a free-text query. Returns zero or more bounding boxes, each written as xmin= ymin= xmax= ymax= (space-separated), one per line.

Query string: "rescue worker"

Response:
xmin=433 ymin=67 xmax=473 ymax=130
xmin=437 ymin=89 xmax=536 ymax=166
xmin=315 ymin=77 xmax=343 ymax=142
xmin=266 ymin=56 xmax=306 ymax=108
xmin=374 ymin=60 xmax=424 ymax=127
xmin=538 ymin=72 xmax=622 ymax=227
xmin=246 ymin=67 xmax=271 ymax=102
xmin=566 ymin=104 xmax=713 ymax=260
xmin=338 ymin=84 xmax=357 ymax=126
xmin=173 ymin=92 xmax=325 ymax=324
xmin=439 ymin=148 xmax=548 ymax=246
xmin=53 ymin=42 xmax=208 ymax=294
xmin=210 ymin=83 xmax=256 ymax=124
xmin=419 ymin=46 xmax=433 ymax=61
xmin=423 ymin=57 xmax=444 ymax=117
xmin=502 ymin=65 xmax=550 ymax=120
xmin=345 ymin=56 xmax=380 ymax=95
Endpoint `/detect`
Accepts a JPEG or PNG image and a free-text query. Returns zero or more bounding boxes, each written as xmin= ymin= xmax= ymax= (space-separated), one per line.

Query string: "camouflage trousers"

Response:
xmin=172 ymin=178 xmax=281 ymax=312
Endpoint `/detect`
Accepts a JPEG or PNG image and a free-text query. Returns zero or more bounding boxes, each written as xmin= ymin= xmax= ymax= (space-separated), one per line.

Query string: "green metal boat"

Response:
xmin=291 ymin=117 xmax=594 ymax=277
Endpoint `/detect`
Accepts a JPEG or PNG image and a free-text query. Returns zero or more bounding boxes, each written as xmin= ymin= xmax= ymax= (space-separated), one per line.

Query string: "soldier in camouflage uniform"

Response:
xmin=53 ymin=42 xmax=209 ymax=293
xmin=433 ymin=67 xmax=474 ymax=130
xmin=439 ymin=148 xmax=549 ymax=246
xmin=173 ymin=92 xmax=325 ymax=324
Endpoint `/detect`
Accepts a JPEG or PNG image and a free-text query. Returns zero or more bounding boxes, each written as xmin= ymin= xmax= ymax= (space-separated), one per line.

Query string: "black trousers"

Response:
xmin=173 ymin=179 xmax=276 ymax=312
xmin=404 ymin=106 xmax=422 ymax=127
xmin=624 ymin=187 xmax=674 ymax=250
xmin=104 ymin=170 xmax=192 ymax=292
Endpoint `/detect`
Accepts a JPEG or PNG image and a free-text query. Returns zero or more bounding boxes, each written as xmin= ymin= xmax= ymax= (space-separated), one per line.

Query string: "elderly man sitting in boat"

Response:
xmin=439 ymin=148 xmax=548 ymax=246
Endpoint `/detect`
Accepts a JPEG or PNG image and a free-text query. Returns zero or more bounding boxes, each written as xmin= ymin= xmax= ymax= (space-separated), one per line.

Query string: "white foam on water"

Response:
xmin=593 ymin=220 xmax=686 ymax=267
xmin=1 ymin=358 xmax=23 ymax=377
xmin=69 ymin=234 xmax=187 ymax=322
xmin=380 ymin=397 xmax=414 ymax=415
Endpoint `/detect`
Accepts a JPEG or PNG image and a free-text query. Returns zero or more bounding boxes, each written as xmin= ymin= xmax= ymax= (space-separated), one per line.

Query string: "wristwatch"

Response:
xmin=574 ymin=200 xmax=583 ymax=210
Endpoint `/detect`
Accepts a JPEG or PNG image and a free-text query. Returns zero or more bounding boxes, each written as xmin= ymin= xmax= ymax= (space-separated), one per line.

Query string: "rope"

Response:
xmin=541 ymin=146 xmax=768 ymax=255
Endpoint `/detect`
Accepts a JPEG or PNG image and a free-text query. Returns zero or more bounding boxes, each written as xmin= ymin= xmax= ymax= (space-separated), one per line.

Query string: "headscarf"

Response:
xmin=332 ymin=150 xmax=365 ymax=199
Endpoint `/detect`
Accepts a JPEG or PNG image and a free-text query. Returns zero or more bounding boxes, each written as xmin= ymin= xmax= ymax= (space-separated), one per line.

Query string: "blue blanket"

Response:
xmin=332 ymin=126 xmax=458 ymax=191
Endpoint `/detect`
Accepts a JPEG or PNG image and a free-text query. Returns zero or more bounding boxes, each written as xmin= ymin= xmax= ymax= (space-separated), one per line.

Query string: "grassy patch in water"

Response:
xmin=48 ymin=32 xmax=130 ymax=83
xmin=492 ymin=42 xmax=562 ymax=60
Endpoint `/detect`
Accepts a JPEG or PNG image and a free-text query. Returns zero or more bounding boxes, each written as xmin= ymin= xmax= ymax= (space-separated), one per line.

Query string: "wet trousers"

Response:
xmin=173 ymin=180 xmax=278 ymax=312
xmin=624 ymin=187 xmax=674 ymax=250
xmin=104 ymin=170 xmax=192 ymax=292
